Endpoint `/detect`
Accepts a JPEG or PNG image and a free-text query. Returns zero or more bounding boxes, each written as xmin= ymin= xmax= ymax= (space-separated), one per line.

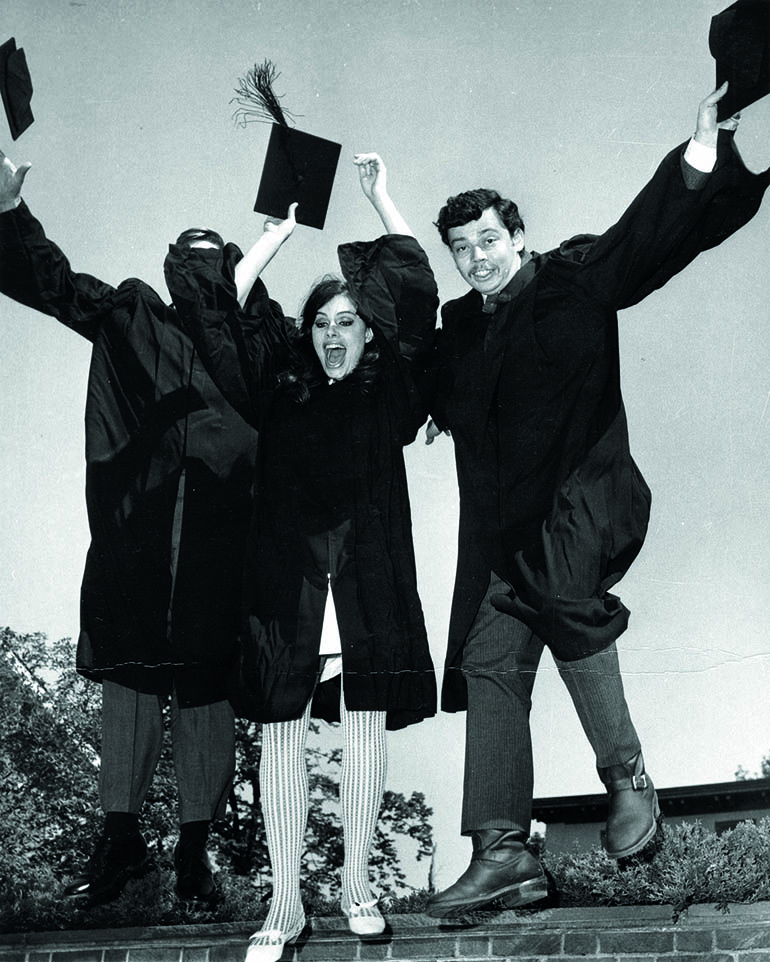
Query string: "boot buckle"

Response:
xmin=631 ymin=773 xmax=648 ymax=791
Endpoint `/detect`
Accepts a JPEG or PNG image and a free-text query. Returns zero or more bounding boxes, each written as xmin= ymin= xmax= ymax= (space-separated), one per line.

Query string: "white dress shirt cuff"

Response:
xmin=684 ymin=138 xmax=717 ymax=173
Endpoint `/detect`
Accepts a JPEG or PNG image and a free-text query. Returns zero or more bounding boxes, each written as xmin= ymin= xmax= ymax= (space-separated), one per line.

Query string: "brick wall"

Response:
xmin=1 ymin=903 xmax=770 ymax=962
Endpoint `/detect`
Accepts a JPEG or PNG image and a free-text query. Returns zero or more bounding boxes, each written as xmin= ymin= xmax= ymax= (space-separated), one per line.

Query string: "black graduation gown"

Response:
xmin=426 ymin=133 xmax=770 ymax=712
xmin=0 ymin=202 xmax=258 ymax=707
xmin=166 ymin=234 xmax=438 ymax=731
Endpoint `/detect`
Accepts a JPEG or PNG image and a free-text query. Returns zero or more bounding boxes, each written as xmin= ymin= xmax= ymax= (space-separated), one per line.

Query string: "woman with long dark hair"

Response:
xmin=165 ymin=154 xmax=437 ymax=961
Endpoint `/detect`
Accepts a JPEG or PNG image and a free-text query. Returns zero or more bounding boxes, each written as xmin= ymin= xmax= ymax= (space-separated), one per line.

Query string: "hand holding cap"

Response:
xmin=710 ymin=0 xmax=770 ymax=120
xmin=233 ymin=61 xmax=341 ymax=231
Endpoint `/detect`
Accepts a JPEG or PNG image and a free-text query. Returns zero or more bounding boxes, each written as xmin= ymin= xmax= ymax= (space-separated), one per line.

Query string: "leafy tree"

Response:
xmin=735 ymin=753 xmax=770 ymax=780
xmin=0 ymin=626 xmax=434 ymax=929
xmin=0 ymin=628 xmax=102 ymax=897
xmin=214 ymin=717 xmax=435 ymax=901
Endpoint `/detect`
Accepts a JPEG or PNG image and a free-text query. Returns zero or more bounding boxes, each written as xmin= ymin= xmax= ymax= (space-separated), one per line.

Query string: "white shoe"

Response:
xmin=343 ymin=898 xmax=385 ymax=936
xmin=244 ymin=914 xmax=306 ymax=962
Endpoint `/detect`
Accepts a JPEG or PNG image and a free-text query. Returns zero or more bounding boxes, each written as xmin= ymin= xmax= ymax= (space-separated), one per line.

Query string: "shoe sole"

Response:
xmin=425 ymin=874 xmax=549 ymax=919
xmin=603 ymin=795 xmax=662 ymax=860
xmin=499 ymin=875 xmax=550 ymax=908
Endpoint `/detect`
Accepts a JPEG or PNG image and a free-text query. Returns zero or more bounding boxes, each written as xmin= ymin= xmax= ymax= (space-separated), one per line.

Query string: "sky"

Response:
xmin=2 ymin=0 xmax=770 ymax=892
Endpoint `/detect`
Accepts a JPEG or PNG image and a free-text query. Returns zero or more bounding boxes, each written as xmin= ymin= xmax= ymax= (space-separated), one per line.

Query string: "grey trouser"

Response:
xmin=98 ymin=680 xmax=235 ymax=824
xmin=98 ymin=468 xmax=235 ymax=824
xmin=461 ymin=572 xmax=641 ymax=835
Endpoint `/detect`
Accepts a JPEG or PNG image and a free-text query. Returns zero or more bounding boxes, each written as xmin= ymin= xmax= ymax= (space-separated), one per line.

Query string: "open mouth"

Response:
xmin=324 ymin=344 xmax=346 ymax=368
xmin=473 ymin=267 xmax=496 ymax=282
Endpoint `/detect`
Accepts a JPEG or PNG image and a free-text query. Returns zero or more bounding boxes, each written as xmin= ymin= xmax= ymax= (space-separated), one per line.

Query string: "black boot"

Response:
xmin=63 ymin=821 xmax=150 ymax=905
xmin=174 ymin=821 xmax=217 ymax=904
xmin=424 ymin=830 xmax=547 ymax=918
xmin=598 ymin=751 xmax=660 ymax=859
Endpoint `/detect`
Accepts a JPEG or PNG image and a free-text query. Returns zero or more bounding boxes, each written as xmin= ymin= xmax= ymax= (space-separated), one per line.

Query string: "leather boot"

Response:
xmin=598 ymin=751 xmax=660 ymax=859
xmin=424 ymin=830 xmax=547 ymax=918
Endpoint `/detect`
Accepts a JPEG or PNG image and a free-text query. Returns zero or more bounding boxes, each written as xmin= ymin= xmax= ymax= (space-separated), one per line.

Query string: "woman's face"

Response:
xmin=311 ymin=293 xmax=373 ymax=381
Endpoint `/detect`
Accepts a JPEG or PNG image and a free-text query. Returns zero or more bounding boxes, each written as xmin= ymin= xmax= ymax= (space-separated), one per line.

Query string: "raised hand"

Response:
xmin=354 ymin=153 xmax=387 ymax=204
xmin=0 ymin=149 xmax=31 ymax=212
xmin=353 ymin=152 xmax=413 ymax=236
xmin=263 ymin=201 xmax=298 ymax=243
xmin=695 ymin=82 xmax=741 ymax=148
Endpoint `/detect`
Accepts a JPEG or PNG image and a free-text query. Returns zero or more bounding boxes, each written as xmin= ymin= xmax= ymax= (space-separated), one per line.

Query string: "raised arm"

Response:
xmin=556 ymin=84 xmax=767 ymax=311
xmin=0 ymin=150 xmax=116 ymax=338
xmin=233 ymin=202 xmax=298 ymax=307
xmin=354 ymin=153 xmax=414 ymax=237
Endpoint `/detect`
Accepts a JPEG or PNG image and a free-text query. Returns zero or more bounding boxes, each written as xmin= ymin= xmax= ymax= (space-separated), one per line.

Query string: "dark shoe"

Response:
xmin=599 ymin=751 xmax=660 ymax=859
xmin=424 ymin=830 xmax=548 ymax=918
xmin=63 ymin=829 xmax=150 ymax=905
xmin=174 ymin=840 xmax=217 ymax=904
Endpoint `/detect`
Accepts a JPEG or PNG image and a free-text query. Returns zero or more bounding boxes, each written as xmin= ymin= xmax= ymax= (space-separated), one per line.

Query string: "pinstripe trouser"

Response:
xmin=461 ymin=572 xmax=642 ymax=835
xmin=98 ymin=680 xmax=235 ymax=824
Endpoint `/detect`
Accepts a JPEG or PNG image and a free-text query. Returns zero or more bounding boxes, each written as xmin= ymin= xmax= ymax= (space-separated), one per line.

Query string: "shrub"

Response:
xmin=4 ymin=817 xmax=770 ymax=932
xmin=544 ymin=817 xmax=770 ymax=917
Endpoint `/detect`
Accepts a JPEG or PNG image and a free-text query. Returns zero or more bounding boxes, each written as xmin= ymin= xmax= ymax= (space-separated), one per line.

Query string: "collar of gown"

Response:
xmin=482 ymin=249 xmax=535 ymax=314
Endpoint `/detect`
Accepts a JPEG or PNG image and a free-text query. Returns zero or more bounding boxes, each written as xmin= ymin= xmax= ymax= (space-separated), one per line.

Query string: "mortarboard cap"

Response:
xmin=232 ymin=61 xmax=341 ymax=231
xmin=254 ymin=124 xmax=341 ymax=230
xmin=0 ymin=38 xmax=33 ymax=140
xmin=710 ymin=0 xmax=770 ymax=120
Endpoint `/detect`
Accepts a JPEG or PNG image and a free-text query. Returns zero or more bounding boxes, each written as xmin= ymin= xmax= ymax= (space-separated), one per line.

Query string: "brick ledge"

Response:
xmin=1 ymin=902 xmax=769 ymax=961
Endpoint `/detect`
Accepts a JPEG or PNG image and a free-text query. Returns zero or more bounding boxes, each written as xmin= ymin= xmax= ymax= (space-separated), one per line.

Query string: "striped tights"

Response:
xmin=257 ymin=692 xmax=387 ymax=934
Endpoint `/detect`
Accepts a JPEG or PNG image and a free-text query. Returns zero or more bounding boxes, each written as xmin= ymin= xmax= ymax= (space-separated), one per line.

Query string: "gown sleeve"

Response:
xmin=164 ymin=241 xmax=293 ymax=427
xmin=549 ymin=131 xmax=770 ymax=310
xmin=337 ymin=234 xmax=439 ymax=441
xmin=337 ymin=234 xmax=439 ymax=369
xmin=0 ymin=200 xmax=116 ymax=341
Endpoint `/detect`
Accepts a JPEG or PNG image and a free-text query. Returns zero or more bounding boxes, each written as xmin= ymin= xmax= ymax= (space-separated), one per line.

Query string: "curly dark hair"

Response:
xmin=278 ymin=275 xmax=381 ymax=403
xmin=434 ymin=188 xmax=525 ymax=246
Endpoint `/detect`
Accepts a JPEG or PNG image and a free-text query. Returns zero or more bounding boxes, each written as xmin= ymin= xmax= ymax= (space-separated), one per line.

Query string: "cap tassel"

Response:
xmin=232 ymin=60 xmax=299 ymax=128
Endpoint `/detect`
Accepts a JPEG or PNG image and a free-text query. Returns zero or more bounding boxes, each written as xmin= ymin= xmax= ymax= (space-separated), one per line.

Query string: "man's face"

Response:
xmin=446 ymin=207 xmax=524 ymax=296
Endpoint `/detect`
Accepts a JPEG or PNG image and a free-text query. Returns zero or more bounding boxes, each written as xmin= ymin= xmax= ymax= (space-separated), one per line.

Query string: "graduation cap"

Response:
xmin=0 ymin=38 xmax=33 ymax=140
xmin=254 ymin=125 xmax=341 ymax=231
xmin=710 ymin=0 xmax=770 ymax=120
xmin=232 ymin=61 xmax=341 ymax=231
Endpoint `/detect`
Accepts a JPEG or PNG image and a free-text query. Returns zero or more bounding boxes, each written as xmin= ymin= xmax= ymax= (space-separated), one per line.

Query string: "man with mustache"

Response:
xmin=423 ymin=83 xmax=769 ymax=917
